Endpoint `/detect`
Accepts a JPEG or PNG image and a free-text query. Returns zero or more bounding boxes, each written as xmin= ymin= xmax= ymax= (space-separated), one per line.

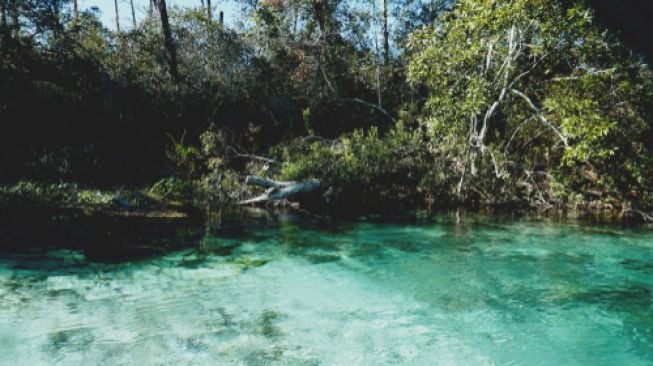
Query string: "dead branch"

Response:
xmin=238 ymin=175 xmax=321 ymax=205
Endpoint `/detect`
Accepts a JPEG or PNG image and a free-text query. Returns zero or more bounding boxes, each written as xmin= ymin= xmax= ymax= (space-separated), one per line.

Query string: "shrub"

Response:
xmin=278 ymin=124 xmax=447 ymax=212
xmin=148 ymin=176 xmax=196 ymax=202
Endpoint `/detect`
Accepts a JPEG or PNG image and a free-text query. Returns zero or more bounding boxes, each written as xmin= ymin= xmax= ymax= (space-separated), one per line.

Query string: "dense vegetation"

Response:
xmin=1 ymin=0 xmax=652 ymax=219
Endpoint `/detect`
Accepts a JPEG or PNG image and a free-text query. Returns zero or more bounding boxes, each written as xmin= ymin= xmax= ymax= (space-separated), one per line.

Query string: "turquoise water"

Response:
xmin=1 ymin=213 xmax=652 ymax=365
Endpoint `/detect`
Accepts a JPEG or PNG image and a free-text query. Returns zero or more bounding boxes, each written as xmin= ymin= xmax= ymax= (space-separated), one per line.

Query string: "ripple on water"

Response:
xmin=1 ymin=219 xmax=653 ymax=365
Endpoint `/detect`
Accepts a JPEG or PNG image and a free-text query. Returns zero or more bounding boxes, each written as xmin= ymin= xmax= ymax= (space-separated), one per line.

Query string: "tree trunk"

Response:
xmin=154 ymin=0 xmax=179 ymax=82
xmin=130 ymin=0 xmax=136 ymax=28
xmin=206 ymin=0 xmax=212 ymax=21
xmin=311 ymin=0 xmax=332 ymax=65
xmin=73 ymin=0 xmax=78 ymax=19
xmin=46 ymin=1 xmax=65 ymax=37
xmin=0 ymin=0 xmax=7 ymax=33
xmin=312 ymin=0 xmax=328 ymax=36
xmin=10 ymin=0 xmax=18 ymax=38
xmin=239 ymin=176 xmax=321 ymax=205
xmin=114 ymin=0 xmax=120 ymax=32
xmin=382 ymin=0 xmax=390 ymax=65
xmin=149 ymin=0 xmax=153 ymax=17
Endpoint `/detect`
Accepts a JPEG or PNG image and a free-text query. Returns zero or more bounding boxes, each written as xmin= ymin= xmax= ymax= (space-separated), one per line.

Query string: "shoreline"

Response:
xmin=1 ymin=182 xmax=651 ymax=225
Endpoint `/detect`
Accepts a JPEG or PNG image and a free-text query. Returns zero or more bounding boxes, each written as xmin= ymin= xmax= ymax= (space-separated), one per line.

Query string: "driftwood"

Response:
xmin=227 ymin=147 xmax=281 ymax=165
xmin=623 ymin=208 xmax=653 ymax=224
xmin=238 ymin=176 xmax=321 ymax=205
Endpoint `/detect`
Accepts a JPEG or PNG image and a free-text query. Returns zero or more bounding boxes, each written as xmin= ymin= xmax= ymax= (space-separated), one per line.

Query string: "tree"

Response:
xmin=381 ymin=0 xmax=389 ymax=65
xmin=130 ymin=0 xmax=136 ymax=28
xmin=153 ymin=0 xmax=179 ymax=82
xmin=0 ymin=0 xmax=7 ymax=34
xmin=407 ymin=0 xmax=653 ymax=204
xmin=114 ymin=0 xmax=120 ymax=32
xmin=392 ymin=0 xmax=451 ymax=50
xmin=10 ymin=0 xmax=19 ymax=37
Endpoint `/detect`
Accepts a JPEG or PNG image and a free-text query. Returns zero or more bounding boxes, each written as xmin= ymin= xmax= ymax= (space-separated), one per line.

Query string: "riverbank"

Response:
xmin=1 ymin=180 xmax=651 ymax=226
xmin=0 ymin=181 xmax=198 ymax=220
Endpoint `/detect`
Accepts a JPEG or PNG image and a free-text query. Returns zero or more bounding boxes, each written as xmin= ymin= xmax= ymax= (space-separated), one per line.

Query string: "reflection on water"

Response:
xmin=1 ymin=211 xmax=653 ymax=365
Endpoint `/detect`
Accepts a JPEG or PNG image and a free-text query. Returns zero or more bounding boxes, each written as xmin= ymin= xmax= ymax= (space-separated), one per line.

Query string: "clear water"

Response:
xmin=1 ymin=213 xmax=653 ymax=365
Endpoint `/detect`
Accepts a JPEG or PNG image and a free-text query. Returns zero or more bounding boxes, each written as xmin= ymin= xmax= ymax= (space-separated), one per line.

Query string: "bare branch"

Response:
xmin=511 ymin=89 xmax=570 ymax=149
xmin=484 ymin=39 xmax=495 ymax=75
xmin=504 ymin=116 xmax=536 ymax=155
xmin=488 ymin=148 xmax=507 ymax=179
xmin=509 ymin=52 xmax=549 ymax=89
xmin=227 ymin=147 xmax=281 ymax=165
xmin=551 ymin=68 xmax=617 ymax=82
xmin=319 ymin=62 xmax=395 ymax=124
xmin=342 ymin=98 xmax=397 ymax=124
xmin=492 ymin=25 xmax=518 ymax=84
xmin=319 ymin=63 xmax=337 ymax=95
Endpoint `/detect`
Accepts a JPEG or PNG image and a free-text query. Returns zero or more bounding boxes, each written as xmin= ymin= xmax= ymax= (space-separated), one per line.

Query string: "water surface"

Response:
xmin=1 ymin=212 xmax=652 ymax=365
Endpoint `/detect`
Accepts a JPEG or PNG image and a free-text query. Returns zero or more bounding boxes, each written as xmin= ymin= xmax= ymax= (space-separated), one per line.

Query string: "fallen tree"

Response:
xmin=623 ymin=208 xmax=653 ymax=224
xmin=238 ymin=176 xmax=321 ymax=205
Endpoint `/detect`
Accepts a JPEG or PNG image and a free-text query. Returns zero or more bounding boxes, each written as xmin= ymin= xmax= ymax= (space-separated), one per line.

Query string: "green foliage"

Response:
xmin=166 ymin=131 xmax=202 ymax=180
xmin=1 ymin=0 xmax=653 ymax=216
xmin=279 ymin=124 xmax=448 ymax=211
xmin=406 ymin=0 xmax=653 ymax=208
xmin=0 ymin=181 xmax=114 ymax=209
xmin=148 ymin=176 xmax=196 ymax=202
